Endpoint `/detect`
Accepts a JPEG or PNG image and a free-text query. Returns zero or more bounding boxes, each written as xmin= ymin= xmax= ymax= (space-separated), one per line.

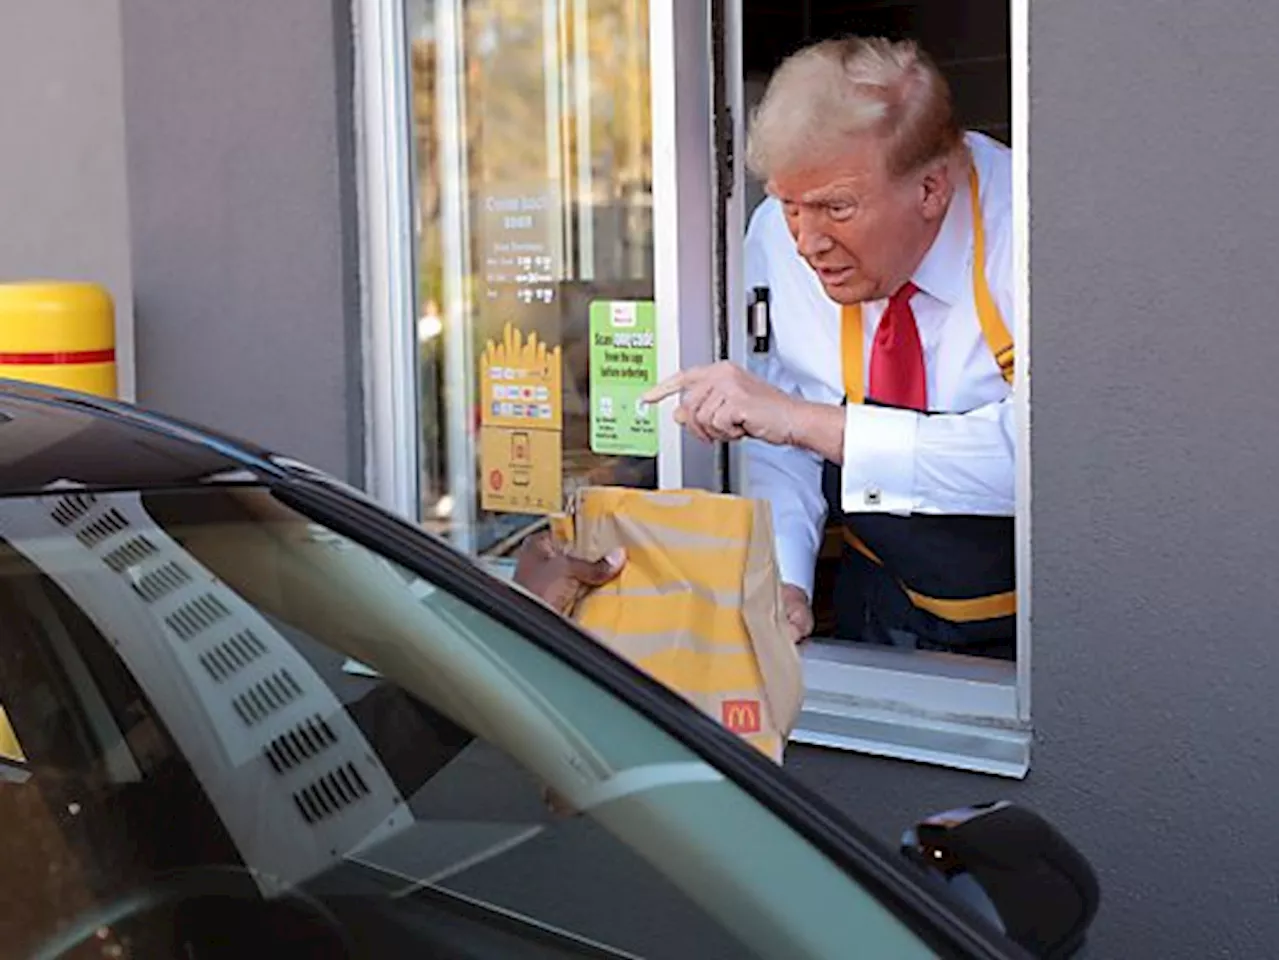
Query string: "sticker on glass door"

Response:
xmin=589 ymin=301 xmax=657 ymax=458
xmin=478 ymin=324 xmax=563 ymax=514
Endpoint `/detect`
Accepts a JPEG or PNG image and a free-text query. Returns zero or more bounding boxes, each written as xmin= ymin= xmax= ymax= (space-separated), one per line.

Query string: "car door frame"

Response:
xmin=267 ymin=471 xmax=1032 ymax=960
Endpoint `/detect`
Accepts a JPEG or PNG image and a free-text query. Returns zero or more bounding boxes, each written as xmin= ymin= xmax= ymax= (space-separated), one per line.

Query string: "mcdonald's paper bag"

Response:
xmin=550 ymin=486 xmax=804 ymax=763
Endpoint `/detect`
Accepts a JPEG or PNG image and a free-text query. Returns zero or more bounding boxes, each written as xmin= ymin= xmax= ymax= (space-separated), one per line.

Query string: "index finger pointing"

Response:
xmin=641 ymin=370 xmax=691 ymax=404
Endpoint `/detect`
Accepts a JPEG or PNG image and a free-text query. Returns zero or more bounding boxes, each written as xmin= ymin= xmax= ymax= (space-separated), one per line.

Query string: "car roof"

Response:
xmin=0 ymin=379 xmax=282 ymax=496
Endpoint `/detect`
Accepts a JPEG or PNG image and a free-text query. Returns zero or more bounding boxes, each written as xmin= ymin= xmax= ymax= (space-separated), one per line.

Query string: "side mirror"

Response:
xmin=901 ymin=801 xmax=1099 ymax=959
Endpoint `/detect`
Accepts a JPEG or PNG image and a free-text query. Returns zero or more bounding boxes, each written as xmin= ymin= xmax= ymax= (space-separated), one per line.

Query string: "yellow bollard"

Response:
xmin=0 ymin=281 xmax=117 ymax=399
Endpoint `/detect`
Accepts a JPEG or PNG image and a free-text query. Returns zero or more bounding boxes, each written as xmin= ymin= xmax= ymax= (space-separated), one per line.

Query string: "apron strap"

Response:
xmin=967 ymin=164 xmax=1015 ymax=386
xmin=841 ymin=528 xmax=1016 ymax=622
xmin=840 ymin=300 xmax=867 ymax=405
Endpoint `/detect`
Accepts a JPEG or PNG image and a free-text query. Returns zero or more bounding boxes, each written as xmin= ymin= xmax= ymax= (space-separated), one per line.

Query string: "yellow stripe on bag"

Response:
xmin=577 ymin=593 xmax=745 ymax=643
xmin=579 ymin=489 xmax=752 ymax=537
xmin=617 ymin=547 xmax=750 ymax=593
xmin=743 ymin=733 xmax=783 ymax=755
xmin=635 ymin=647 xmax=764 ymax=694
xmin=549 ymin=513 xmax=575 ymax=542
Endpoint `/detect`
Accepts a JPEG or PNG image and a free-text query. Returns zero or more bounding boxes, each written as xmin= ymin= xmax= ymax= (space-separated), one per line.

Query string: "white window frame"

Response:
xmin=358 ymin=0 xmax=1032 ymax=778
xmin=354 ymin=0 xmax=420 ymax=523
xmin=356 ymin=0 xmax=721 ymax=537
xmin=723 ymin=0 xmax=1033 ymax=778
xmin=650 ymin=0 xmax=721 ymax=492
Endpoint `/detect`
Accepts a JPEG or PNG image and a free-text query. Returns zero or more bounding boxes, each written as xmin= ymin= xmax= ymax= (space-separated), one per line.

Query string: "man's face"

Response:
xmin=768 ymin=135 xmax=951 ymax=304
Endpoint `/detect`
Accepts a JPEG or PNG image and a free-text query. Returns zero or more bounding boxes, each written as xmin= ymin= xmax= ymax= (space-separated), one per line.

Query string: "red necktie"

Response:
xmin=867 ymin=282 xmax=926 ymax=411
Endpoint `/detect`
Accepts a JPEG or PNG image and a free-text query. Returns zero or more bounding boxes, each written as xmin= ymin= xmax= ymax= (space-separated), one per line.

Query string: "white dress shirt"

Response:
xmin=744 ymin=132 xmax=1017 ymax=598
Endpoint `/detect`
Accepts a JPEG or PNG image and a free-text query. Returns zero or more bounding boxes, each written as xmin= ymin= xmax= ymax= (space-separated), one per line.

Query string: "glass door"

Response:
xmin=376 ymin=0 xmax=720 ymax=557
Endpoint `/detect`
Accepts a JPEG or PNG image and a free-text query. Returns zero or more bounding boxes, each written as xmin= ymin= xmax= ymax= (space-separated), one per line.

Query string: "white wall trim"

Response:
xmin=435 ymin=0 xmax=477 ymax=552
xmin=723 ymin=0 xmax=749 ymax=495
xmin=1011 ymin=0 xmax=1033 ymax=724
xmin=648 ymin=0 xmax=686 ymax=489
xmin=354 ymin=0 xmax=420 ymax=520
xmin=649 ymin=0 xmax=720 ymax=491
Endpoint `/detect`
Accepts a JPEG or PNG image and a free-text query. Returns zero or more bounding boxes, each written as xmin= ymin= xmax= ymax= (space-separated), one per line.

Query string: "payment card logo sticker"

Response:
xmin=477 ymin=324 xmax=564 ymax=515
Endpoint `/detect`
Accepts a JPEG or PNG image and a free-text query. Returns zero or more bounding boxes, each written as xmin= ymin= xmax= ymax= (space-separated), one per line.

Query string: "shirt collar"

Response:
xmin=909 ymin=176 xmax=971 ymax=308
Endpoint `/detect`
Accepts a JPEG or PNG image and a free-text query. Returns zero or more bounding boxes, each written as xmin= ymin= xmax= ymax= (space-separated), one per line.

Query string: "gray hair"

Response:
xmin=746 ymin=37 xmax=962 ymax=181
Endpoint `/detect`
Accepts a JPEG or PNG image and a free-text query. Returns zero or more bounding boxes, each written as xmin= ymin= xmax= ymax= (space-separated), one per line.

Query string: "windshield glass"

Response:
xmin=0 ymin=486 xmax=931 ymax=959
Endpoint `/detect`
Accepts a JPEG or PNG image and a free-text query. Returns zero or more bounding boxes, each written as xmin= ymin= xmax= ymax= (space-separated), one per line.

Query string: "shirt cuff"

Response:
xmin=774 ymin=530 xmax=818 ymax=600
xmin=842 ymin=404 xmax=919 ymax=515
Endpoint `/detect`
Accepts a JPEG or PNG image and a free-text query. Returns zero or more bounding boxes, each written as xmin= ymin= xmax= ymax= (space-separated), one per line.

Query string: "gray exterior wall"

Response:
xmin=0 ymin=0 xmax=136 ymax=398
xmin=119 ymin=0 xmax=363 ymax=483
xmin=789 ymin=2 xmax=1279 ymax=958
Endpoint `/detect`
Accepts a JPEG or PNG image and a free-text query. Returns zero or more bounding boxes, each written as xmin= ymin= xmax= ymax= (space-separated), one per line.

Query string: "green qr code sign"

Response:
xmin=589 ymin=300 xmax=658 ymax=457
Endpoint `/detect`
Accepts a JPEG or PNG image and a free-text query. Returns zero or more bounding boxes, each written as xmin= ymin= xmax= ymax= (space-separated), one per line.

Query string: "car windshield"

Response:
xmin=0 ymin=484 xmax=935 ymax=959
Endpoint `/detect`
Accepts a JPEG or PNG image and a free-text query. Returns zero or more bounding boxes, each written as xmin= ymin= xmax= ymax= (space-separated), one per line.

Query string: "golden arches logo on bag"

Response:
xmin=721 ymin=699 xmax=762 ymax=735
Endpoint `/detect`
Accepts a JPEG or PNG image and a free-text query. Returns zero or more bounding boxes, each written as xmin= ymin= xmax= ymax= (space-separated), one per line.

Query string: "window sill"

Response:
xmin=793 ymin=641 xmax=1030 ymax=779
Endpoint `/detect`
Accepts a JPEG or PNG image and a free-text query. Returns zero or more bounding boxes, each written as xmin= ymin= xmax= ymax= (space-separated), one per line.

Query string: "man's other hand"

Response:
xmin=513 ymin=531 xmax=626 ymax=614
xmin=642 ymin=361 xmax=800 ymax=446
xmin=781 ymin=583 xmax=814 ymax=644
